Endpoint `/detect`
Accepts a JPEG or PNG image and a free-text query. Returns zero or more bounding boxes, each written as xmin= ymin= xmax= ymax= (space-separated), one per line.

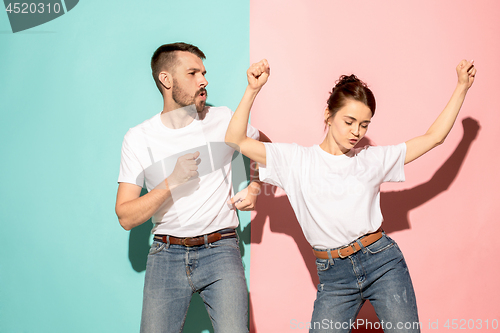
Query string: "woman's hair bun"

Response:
xmin=326 ymin=73 xmax=376 ymax=121
xmin=335 ymin=74 xmax=364 ymax=88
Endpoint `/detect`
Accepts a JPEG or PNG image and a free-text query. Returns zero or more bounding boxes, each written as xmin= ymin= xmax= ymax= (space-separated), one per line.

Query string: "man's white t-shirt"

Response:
xmin=118 ymin=106 xmax=259 ymax=237
xmin=259 ymin=143 xmax=406 ymax=249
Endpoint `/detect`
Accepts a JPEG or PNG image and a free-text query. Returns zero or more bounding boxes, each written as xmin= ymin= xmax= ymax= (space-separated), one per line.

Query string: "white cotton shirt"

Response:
xmin=259 ymin=143 xmax=406 ymax=249
xmin=118 ymin=106 xmax=259 ymax=237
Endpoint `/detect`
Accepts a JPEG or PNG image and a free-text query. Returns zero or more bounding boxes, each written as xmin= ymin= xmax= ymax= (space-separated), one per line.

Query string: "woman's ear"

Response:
xmin=324 ymin=108 xmax=331 ymax=125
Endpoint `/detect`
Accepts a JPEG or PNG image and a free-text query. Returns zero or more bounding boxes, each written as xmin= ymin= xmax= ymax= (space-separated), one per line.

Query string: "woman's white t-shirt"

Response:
xmin=259 ymin=143 xmax=406 ymax=249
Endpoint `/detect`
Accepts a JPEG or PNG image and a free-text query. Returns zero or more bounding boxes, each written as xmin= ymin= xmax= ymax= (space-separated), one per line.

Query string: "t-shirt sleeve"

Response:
xmin=247 ymin=123 xmax=260 ymax=140
xmin=379 ymin=142 xmax=406 ymax=182
xmin=117 ymin=130 xmax=145 ymax=187
xmin=259 ymin=143 xmax=298 ymax=189
xmin=224 ymin=106 xmax=260 ymax=140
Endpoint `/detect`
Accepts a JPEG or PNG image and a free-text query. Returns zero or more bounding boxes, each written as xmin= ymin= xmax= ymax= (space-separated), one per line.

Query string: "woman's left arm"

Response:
xmin=405 ymin=59 xmax=476 ymax=164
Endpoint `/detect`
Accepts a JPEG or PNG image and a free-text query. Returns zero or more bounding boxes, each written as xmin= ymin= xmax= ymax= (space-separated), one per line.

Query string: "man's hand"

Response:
xmin=247 ymin=59 xmax=270 ymax=91
xmin=228 ymin=182 xmax=261 ymax=211
xmin=457 ymin=59 xmax=476 ymax=89
xmin=167 ymin=151 xmax=200 ymax=188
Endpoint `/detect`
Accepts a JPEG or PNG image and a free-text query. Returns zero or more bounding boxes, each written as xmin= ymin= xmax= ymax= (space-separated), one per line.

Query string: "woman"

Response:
xmin=225 ymin=59 xmax=476 ymax=333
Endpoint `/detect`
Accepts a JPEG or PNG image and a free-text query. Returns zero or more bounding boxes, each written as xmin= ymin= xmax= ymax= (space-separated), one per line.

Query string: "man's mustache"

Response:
xmin=196 ymin=88 xmax=207 ymax=97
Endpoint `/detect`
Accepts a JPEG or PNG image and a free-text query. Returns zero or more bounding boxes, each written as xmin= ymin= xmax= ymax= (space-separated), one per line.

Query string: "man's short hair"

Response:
xmin=151 ymin=42 xmax=206 ymax=94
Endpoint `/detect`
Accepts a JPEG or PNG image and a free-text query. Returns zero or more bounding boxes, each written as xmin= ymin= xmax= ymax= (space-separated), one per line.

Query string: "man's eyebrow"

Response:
xmin=187 ymin=68 xmax=207 ymax=75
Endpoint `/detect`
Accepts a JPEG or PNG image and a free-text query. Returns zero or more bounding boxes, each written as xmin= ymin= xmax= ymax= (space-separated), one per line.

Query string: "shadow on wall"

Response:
xmin=128 ymin=188 xmax=151 ymax=273
xmin=248 ymin=117 xmax=480 ymax=332
xmin=380 ymin=117 xmax=480 ymax=234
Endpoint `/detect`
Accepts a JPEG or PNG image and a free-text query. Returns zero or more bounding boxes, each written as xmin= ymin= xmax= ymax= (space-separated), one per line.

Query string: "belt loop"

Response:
xmin=327 ymin=250 xmax=335 ymax=266
xmin=204 ymin=234 xmax=209 ymax=248
xmin=166 ymin=235 xmax=170 ymax=248
xmin=357 ymin=239 xmax=366 ymax=253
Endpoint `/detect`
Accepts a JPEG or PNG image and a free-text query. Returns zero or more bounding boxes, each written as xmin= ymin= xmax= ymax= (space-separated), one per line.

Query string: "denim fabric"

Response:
xmin=140 ymin=236 xmax=249 ymax=333
xmin=310 ymin=234 xmax=420 ymax=333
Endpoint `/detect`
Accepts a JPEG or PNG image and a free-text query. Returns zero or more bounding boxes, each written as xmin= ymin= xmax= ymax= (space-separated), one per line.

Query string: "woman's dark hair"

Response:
xmin=325 ymin=74 xmax=376 ymax=125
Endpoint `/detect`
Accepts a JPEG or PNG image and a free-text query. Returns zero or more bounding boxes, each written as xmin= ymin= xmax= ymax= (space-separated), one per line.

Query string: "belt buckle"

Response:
xmin=337 ymin=243 xmax=357 ymax=259
xmin=181 ymin=237 xmax=194 ymax=247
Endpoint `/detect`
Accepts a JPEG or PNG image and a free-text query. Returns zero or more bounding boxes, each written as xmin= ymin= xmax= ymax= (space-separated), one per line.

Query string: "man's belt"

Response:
xmin=313 ymin=229 xmax=383 ymax=259
xmin=154 ymin=229 xmax=236 ymax=247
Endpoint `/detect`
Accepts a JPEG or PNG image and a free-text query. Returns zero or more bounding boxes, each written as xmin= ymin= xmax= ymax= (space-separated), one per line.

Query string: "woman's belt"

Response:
xmin=313 ymin=229 xmax=383 ymax=259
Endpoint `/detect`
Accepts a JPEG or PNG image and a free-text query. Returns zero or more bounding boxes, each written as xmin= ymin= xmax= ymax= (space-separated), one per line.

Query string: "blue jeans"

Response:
xmin=140 ymin=236 xmax=249 ymax=333
xmin=310 ymin=234 xmax=420 ymax=333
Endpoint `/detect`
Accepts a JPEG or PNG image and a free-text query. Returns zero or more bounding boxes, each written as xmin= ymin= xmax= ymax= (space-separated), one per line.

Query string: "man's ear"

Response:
xmin=159 ymin=71 xmax=173 ymax=90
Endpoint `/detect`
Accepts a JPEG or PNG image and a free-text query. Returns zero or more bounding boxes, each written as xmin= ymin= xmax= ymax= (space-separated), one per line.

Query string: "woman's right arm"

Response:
xmin=225 ymin=60 xmax=270 ymax=165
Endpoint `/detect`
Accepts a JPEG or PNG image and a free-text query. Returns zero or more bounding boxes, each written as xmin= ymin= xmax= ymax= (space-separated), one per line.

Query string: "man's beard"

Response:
xmin=172 ymin=83 xmax=207 ymax=112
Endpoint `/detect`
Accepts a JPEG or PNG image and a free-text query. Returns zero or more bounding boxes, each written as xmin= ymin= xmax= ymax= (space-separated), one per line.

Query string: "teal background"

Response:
xmin=0 ymin=1 xmax=251 ymax=332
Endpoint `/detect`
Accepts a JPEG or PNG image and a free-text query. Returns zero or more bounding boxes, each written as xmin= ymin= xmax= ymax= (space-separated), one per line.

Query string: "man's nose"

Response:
xmin=200 ymin=76 xmax=208 ymax=87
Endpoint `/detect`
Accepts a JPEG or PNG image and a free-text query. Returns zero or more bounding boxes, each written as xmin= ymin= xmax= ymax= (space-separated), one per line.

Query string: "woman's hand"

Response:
xmin=457 ymin=59 xmax=476 ymax=89
xmin=247 ymin=59 xmax=270 ymax=91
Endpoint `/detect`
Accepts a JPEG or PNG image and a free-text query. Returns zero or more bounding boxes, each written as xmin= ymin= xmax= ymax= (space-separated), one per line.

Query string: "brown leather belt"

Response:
xmin=154 ymin=229 xmax=236 ymax=247
xmin=313 ymin=229 xmax=383 ymax=259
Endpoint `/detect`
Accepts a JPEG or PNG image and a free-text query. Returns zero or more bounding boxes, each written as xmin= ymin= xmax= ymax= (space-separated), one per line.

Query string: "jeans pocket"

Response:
xmin=208 ymin=237 xmax=240 ymax=250
xmin=365 ymin=235 xmax=394 ymax=254
xmin=315 ymin=259 xmax=330 ymax=272
xmin=148 ymin=241 xmax=166 ymax=255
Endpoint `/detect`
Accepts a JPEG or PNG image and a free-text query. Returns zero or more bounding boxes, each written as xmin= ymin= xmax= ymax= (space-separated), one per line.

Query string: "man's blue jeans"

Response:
xmin=310 ymin=234 xmax=420 ymax=333
xmin=140 ymin=236 xmax=249 ymax=333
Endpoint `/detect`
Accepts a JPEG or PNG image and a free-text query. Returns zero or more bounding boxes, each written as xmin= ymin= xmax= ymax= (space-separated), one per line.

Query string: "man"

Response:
xmin=115 ymin=42 xmax=268 ymax=333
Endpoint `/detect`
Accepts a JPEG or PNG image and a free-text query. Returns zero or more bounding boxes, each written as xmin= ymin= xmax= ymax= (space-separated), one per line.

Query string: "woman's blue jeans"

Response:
xmin=310 ymin=234 xmax=421 ymax=333
xmin=140 ymin=236 xmax=249 ymax=333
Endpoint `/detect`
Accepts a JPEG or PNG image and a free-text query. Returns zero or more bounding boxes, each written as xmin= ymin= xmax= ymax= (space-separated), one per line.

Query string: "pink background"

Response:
xmin=249 ymin=0 xmax=500 ymax=332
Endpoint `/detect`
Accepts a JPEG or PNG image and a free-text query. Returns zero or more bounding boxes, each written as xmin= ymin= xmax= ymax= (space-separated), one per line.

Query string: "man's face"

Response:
xmin=170 ymin=51 xmax=208 ymax=112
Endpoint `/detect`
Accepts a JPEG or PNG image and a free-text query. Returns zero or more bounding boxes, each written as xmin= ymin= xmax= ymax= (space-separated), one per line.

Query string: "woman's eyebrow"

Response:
xmin=344 ymin=115 xmax=371 ymax=123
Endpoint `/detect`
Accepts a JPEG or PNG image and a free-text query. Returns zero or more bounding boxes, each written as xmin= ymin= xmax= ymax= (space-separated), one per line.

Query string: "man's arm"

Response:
xmin=115 ymin=181 xmax=172 ymax=230
xmin=115 ymin=151 xmax=200 ymax=230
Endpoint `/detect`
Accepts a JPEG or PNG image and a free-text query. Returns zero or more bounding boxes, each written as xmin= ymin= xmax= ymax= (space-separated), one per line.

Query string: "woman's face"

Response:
xmin=326 ymin=99 xmax=373 ymax=154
